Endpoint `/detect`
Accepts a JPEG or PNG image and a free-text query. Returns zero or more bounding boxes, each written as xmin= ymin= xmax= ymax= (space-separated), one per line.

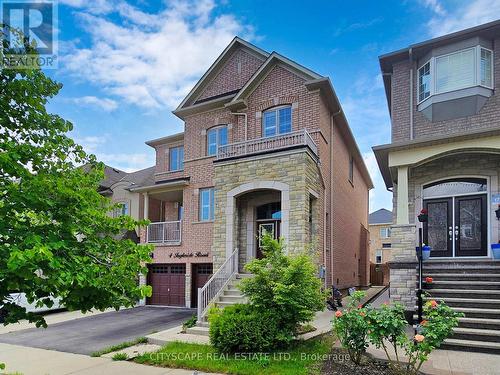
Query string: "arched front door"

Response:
xmin=256 ymin=202 xmax=281 ymax=259
xmin=423 ymin=178 xmax=488 ymax=257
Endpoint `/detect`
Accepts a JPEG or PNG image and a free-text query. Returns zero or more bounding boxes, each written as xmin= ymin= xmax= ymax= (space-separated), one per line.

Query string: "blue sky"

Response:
xmin=45 ymin=0 xmax=500 ymax=212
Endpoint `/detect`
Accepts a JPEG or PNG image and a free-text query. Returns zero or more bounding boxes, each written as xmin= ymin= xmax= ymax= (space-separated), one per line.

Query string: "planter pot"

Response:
xmin=492 ymin=244 xmax=500 ymax=259
xmin=416 ymin=246 xmax=431 ymax=260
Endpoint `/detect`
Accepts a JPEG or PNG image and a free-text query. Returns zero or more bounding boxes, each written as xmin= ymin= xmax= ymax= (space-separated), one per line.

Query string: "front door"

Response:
xmin=257 ymin=220 xmax=280 ymax=259
xmin=424 ymin=194 xmax=487 ymax=257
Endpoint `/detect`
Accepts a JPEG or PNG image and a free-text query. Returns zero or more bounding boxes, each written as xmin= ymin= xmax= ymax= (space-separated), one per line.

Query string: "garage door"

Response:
xmin=147 ymin=264 xmax=186 ymax=306
xmin=191 ymin=263 xmax=213 ymax=308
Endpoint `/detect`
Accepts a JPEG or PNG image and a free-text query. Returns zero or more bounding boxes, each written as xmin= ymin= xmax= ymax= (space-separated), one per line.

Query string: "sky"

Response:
xmin=43 ymin=0 xmax=500 ymax=212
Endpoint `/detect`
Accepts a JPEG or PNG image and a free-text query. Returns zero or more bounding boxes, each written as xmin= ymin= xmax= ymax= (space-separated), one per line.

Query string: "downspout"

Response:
xmin=409 ymin=47 xmax=414 ymax=140
xmin=231 ymin=112 xmax=248 ymax=141
xmin=328 ymin=108 xmax=342 ymax=289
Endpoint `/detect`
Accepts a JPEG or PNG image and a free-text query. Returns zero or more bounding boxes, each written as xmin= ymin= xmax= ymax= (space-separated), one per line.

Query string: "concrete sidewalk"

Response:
xmin=0 ymin=343 xmax=217 ymax=375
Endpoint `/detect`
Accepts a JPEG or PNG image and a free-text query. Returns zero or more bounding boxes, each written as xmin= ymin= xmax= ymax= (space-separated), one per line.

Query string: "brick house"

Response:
xmin=368 ymin=208 xmax=393 ymax=265
xmin=130 ymin=37 xmax=372 ymax=314
xmin=374 ymin=21 xmax=500 ymax=352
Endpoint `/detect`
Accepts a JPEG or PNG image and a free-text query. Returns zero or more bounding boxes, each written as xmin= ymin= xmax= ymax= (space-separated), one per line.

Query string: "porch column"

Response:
xmin=396 ymin=166 xmax=409 ymax=225
xmin=144 ymin=192 xmax=149 ymax=220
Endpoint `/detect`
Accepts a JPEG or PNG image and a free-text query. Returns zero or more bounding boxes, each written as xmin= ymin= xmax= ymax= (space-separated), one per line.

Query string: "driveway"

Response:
xmin=0 ymin=306 xmax=194 ymax=355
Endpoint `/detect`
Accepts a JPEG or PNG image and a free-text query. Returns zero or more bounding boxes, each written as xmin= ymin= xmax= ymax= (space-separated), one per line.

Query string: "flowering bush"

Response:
xmin=332 ymin=291 xmax=369 ymax=365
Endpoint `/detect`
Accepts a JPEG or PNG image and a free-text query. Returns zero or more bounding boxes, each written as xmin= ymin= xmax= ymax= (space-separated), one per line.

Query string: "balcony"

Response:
xmin=217 ymin=129 xmax=318 ymax=161
xmin=146 ymin=221 xmax=182 ymax=244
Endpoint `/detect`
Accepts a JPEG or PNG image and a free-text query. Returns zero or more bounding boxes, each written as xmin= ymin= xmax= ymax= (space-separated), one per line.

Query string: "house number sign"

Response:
xmin=169 ymin=251 xmax=209 ymax=259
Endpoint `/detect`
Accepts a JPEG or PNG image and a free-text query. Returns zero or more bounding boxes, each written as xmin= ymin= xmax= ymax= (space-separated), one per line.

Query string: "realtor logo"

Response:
xmin=1 ymin=1 xmax=58 ymax=68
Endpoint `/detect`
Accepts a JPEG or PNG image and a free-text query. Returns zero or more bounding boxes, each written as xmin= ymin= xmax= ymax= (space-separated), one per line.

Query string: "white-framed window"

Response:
xmin=199 ymin=188 xmax=214 ymax=221
xmin=262 ymin=105 xmax=292 ymax=137
xmin=380 ymin=227 xmax=391 ymax=238
xmin=417 ymin=45 xmax=494 ymax=104
xmin=169 ymin=146 xmax=184 ymax=171
xmin=207 ymin=126 xmax=228 ymax=156
xmin=112 ymin=201 xmax=129 ymax=218
xmin=375 ymin=250 xmax=382 ymax=264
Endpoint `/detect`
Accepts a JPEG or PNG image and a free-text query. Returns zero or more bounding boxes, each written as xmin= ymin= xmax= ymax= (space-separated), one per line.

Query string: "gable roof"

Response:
xmin=174 ymin=37 xmax=269 ymax=113
xmin=369 ymin=208 xmax=393 ymax=225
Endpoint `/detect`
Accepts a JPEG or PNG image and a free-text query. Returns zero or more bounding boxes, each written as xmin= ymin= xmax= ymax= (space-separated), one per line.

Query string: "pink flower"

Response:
xmin=429 ymin=300 xmax=438 ymax=308
xmin=358 ymin=304 xmax=363 ymax=309
xmin=335 ymin=311 xmax=343 ymax=318
xmin=425 ymin=277 xmax=433 ymax=283
xmin=415 ymin=334 xmax=425 ymax=343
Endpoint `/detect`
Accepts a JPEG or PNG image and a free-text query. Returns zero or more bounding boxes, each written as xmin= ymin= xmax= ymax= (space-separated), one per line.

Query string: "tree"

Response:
xmin=0 ymin=26 xmax=152 ymax=327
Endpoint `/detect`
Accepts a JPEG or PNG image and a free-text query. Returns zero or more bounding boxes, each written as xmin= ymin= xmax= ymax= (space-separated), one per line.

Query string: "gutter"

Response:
xmin=409 ymin=47 xmax=414 ymax=140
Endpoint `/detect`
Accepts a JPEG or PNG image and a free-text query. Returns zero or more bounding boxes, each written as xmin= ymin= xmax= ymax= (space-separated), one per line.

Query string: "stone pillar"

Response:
xmin=185 ymin=263 xmax=192 ymax=308
xmin=138 ymin=273 xmax=147 ymax=306
xmin=388 ymin=224 xmax=417 ymax=318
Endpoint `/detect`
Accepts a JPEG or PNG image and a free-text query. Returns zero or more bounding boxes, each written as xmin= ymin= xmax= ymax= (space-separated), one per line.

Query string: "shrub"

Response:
xmin=332 ymin=291 xmax=370 ymax=365
xmin=208 ymin=304 xmax=293 ymax=353
xmin=240 ymin=234 xmax=326 ymax=334
xmin=112 ymin=353 xmax=128 ymax=361
xmin=182 ymin=314 xmax=197 ymax=332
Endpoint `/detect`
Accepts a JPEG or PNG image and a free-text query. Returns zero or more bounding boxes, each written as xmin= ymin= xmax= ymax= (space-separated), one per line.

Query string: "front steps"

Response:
xmin=419 ymin=260 xmax=500 ymax=354
xmin=186 ymin=273 xmax=250 ymax=336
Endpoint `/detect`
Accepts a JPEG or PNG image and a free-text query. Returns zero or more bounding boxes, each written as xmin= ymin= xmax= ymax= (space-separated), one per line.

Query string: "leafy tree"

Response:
xmin=0 ymin=26 xmax=152 ymax=328
xmin=240 ymin=234 xmax=326 ymax=334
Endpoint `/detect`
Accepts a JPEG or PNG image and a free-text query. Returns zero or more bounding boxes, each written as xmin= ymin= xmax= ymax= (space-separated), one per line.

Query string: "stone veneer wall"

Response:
xmin=212 ymin=149 xmax=323 ymax=269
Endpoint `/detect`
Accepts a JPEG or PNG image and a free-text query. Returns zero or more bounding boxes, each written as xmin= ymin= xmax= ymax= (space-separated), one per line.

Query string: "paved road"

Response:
xmin=0 ymin=306 xmax=194 ymax=355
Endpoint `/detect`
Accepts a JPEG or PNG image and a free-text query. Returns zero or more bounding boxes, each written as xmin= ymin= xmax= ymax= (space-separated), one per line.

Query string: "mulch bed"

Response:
xmin=321 ymin=348 xmax=425 ymax=375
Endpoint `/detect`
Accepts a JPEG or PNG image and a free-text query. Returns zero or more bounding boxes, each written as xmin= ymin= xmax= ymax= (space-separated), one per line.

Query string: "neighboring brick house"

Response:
xmin=374 ymin=21 xmax=500 ymax=352
xmin=368 ymin=208 xmax=393 ymax=264
xmin=132 ymin=37 xmax=372 ymax=310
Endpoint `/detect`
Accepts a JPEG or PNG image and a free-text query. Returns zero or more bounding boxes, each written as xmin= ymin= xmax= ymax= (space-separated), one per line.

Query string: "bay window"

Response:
xmin=417 ymin=45 xmax=493 ymax=103
xmin=262 ymin=106 xmax=292 ymax=137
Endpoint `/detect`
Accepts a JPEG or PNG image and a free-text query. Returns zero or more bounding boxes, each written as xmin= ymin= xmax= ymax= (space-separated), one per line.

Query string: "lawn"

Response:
xmin=134 ymin=334 xmax=335 ymax=375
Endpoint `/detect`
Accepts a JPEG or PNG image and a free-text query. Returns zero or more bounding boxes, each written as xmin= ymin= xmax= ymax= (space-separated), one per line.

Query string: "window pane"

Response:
xmin=423 ymin=178 xmax=487 ymax=198
xmin=263 ymin=110 xmax=276 ymax=137
xmin=218 ymin=126 xmax=228 ymax=147
xmin=436 ymin=49 xmax=475 ymax=93
xmin=200 ymin=188 xmax=214 ymax=221
xmin=278 ymin=107 xmax=291 ymax=134
xmin=179 ymin=146 xmax=184 ymax=170
xmin=481 ymin=48 xmax=492 ymax=87
xmin=209 ymin=188 xmax=215 ymax=220
xmin=418 ymin=62 xmax=431 ymax=102
xmin=207 ymin=130 xmax=217 ymax=156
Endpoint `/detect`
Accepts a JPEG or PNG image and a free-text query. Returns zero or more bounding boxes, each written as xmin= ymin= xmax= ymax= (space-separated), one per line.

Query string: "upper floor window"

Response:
xmin=199 ymin=188 xmax=214 ymax=221
xmin=375 ymin=250 xmax=382 ymax=264
xmin=112 ymin=201 xmax=129 ymax=218
xmin=207 ymin=126 xmax=228 ymax=156
xmin=169 ymin=146 xmax=184 ymax=171
xmin=380 ymin=227 xmax=391 ymax=238
xmin=262 ymin=106 xmax=292 ymax=137
xmin=418 ymin=46 xmax=493 ymax=104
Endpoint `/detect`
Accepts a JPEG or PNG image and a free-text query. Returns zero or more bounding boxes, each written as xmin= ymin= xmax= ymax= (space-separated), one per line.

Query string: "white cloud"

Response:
xmin=424 ymin=0 xmax=500 ymax=37
xmin=420 ymin=0 xmax=446 ymax=16
xmin=60 ymin=0 xmax=253 ymax=109
xmin=68 ymin=96 xmax=118 ymax=111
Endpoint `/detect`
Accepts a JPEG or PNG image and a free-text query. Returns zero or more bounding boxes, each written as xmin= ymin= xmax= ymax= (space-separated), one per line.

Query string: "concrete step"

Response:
xmin=441 ymin=338 xmax=500 ymax=354
xmin=423 ymin=297 xmax=500 ymax=309
xmin=185 ymin=326 xmax=210 ymax=336
xmin=422 ymin=281 xmax=500 ymax=290
xmin=218 ymin=295 xmax=247 ymax=303
xmin=451 ymin=327 xmax=500 ymax=343
xmin=223 ymin=289 xmax=243 ymax=297
xmin=458 ymin=317 xmax=500 ymax=330
xmin=421 ymin=265 xmax=500 ymax=274
xmin=414 ymin=307 xmax=500 ymax=320
xmin=236 ymin=273 xmax=253 ymax=279
xmin=424 ymin=289 xmax=500 ymax=299
xmin=215 ymin=301 xmax=239 ymax=308
xmin=197 ymin=321 xmax=210 ymax=328
xmin=422 ymin=273 xmax=500 ymax=281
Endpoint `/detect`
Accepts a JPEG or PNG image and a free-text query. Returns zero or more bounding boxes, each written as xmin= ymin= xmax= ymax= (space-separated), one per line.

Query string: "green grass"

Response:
xmin=112 ymin=353 xmax=129 ymax=361
xmin=90 ymin=337 xmax=148 ymax=357
xmin=134 ymin=334 xmax=334 ymax=375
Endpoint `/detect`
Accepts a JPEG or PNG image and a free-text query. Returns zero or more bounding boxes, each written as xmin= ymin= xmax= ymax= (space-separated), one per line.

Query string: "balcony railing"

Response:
xmin=217 ymin=129 xmax=318 ymax=160
xmin=147 ymin=221 xmax=181 ymax=244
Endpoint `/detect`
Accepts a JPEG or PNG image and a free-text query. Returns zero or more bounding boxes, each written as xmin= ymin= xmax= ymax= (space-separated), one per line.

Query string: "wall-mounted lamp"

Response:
xmin=495 ymin=205 xmax=500 ymax=220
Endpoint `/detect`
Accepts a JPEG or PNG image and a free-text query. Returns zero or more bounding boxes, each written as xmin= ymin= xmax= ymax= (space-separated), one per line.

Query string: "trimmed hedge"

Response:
xmin=209 ymin=304 xmax=293 ymax=353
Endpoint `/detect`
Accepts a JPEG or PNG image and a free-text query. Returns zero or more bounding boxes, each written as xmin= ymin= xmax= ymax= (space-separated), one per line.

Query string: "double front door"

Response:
xmin=424 ymin=194 xmax=487 ymax=257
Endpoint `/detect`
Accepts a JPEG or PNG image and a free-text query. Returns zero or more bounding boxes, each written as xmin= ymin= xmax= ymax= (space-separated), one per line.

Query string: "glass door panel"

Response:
xmin=424 ymin=198 xmax=453 ymax=257
xmin=455 ymin=195 xmax=487 ymax=256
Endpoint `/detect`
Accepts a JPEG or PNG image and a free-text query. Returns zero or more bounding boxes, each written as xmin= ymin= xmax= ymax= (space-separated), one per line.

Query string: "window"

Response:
xmin=480 ymin=48 xmax=493 ymax=87
xmin=199 ymin=188 xmax=214 ymax=221
xmin=375 ymin=250 xmax=382 ymax=264
xmin=207 ymin=126 xmax=228 ymax=156
xmin=380 ymin=227 xmax=391 ymax=238
xmin=348 ymin=155 xmax=354 ymax=183
xmin=417 ymin=45 xmax=494 ymax=103
xmin=112 ymin=201 xmax=129 ymax=217
xmin=382 ymin=243 xmax=392 ymax=248
xmin=169 ymin=146 xmax=184 ymax=171
xmin=262 ymin=106 xmax=292 ymax=137
xmin=418 ymin=61 xmax=431 ymax=102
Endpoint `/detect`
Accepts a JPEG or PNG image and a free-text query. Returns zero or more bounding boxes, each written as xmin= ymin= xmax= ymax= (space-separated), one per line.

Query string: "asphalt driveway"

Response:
xmin=0 ymin=306 xmax=193 ymax=355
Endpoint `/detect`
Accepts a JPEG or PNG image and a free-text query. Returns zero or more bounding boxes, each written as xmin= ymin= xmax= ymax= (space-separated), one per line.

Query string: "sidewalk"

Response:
xmin=0 ymin=343 xmax=217 ymax=375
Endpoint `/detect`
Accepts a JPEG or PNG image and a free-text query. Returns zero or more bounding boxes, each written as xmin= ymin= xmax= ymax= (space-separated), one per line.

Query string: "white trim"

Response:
xmin=419 ymin=175 xmax=491 ymax=258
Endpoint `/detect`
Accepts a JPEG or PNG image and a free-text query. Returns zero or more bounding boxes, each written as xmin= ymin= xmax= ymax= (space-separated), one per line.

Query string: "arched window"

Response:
xmin=262 ymin=105 xmax=292 ymax=137
xmin=207 ymin=125 xmax=228 ymax=156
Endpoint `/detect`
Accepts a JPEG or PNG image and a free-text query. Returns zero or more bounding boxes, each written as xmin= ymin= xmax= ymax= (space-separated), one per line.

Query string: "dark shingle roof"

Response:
xmin=369 ymin=208 xmax=392 ymax=225
xmin=119 ymin=166 xmax=155 ymax=188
